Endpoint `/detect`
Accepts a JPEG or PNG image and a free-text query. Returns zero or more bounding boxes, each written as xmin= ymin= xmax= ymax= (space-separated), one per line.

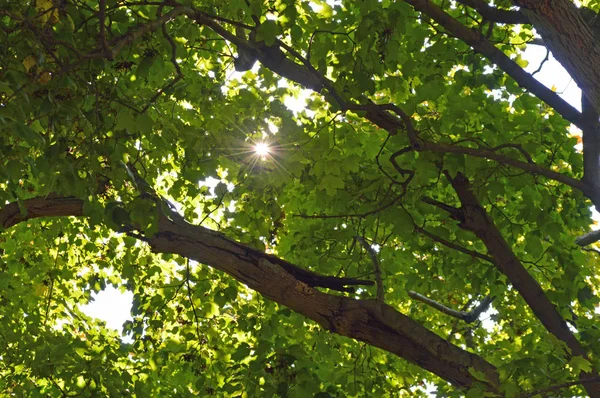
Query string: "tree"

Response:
xmin=2 ymin=0 xmax=600 ymax=395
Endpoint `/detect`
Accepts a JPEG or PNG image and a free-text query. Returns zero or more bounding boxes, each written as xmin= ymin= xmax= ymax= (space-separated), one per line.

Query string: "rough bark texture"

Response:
xmin=0 ymin=196 xmax=500 ymax=392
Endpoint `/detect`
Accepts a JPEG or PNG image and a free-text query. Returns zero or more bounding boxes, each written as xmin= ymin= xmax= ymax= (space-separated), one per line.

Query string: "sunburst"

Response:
xmin=253 ymin=142 xmax=270 ymax=158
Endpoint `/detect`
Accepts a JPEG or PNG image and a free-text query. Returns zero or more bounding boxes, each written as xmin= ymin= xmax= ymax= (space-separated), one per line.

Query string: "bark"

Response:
xmin=0 ymin=196 xmax=501 ymax=392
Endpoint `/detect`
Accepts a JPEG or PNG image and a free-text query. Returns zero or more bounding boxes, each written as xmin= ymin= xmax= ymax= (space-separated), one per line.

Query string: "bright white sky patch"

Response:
xmin=80 ymin=286 xmax=133 ymax=332
xmin=521 ymin=45 xmax=580 ymax=110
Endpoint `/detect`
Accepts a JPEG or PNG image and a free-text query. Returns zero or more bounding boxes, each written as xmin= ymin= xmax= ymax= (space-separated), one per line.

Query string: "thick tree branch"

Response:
xmin=0 ymin=195 xmax=370 ymax=292
xmin=443 ymin=173 xmax=578 ymax=348
xmin=183 ymin=8 xmax=325 ymax=91
xmin=456 ymin=0 xmax=530 ymax=24
xmin=402 ymin=0 xmax=584 ymax=129
xmin=183 ymin=6 xmax=415 ymax=136
xmin=0 ymin=195 xmax=500 ymax=392
xmin=443 ymin=172 xmax=600 ymax=396
xmin=0 ymin=195 xmax=85 ymax=229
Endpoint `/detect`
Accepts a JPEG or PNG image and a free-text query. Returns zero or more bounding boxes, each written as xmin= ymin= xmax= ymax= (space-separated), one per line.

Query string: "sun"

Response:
xmin=254 ymin=142 xmax=270 ymax=157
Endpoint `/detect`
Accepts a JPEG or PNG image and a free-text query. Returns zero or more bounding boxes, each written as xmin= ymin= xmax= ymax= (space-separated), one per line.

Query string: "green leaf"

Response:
xmin=320 ymin=174 xmax=345 ymax=195
xmin=255 ymin=20 xmax=281 ymax=46
xmin=1 ymin=2 xmax=598 ymax=396
xmin=525 ymin=238 xmax=543 ymax=259
xmin=136 ymin=56 xmax=155 ymax=80
xmin=569 ymin=356 xmax=592 ymax=373
xmin=468 ymin=367 xmax=489 ymax=383
xmin=11 ymin=122 xmax=45 ymax=147
xmin=231 ymin=343 xmax=251 ymax=361
xmin=290 ymin=25 xmax=303 ymax=42
xmin=391 ymin=208 xmax=413 ymax=236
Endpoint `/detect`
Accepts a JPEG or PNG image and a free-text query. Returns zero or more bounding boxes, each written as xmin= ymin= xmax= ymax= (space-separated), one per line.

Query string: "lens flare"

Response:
xmin=254 ymin=142 xmax=270 ymax=157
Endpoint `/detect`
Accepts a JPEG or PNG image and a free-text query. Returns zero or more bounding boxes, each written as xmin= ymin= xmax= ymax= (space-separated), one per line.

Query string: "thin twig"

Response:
xmin=355 ymin=236 xmax=385 ymax=302
xmin=409 ymin=291 xmax=494 ymax=323
xmin=522 ymin=377 xmax=600 ymax=397
xmin=98 ymin=0 xmax=111 ymax=58
xmin=185 ymin=258 xmax=203 ymax=345
xmin=295 ymin=194 xmax=404 ymax=219
xmin=415 ymin=225 xmax=494 ymax=263
xmin=419 ymin=141 xmax=588 ymax=195
xmin=139 ymin=4 xmax=184 ymax=113
xmin=531 ymin=48 xmax=550 ymax=76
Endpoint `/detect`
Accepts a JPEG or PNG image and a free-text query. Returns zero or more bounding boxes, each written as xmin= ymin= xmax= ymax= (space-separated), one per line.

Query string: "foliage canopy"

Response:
xmin=3 ymin=0 xmax=600 ymax=396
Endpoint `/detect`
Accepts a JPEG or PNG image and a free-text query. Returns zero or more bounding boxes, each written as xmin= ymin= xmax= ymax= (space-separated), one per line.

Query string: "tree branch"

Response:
xmin=185 ymin=6 xmax=416 ymax=138
xmin=294 ymin=194 xmax=404 ymax=219
xmin=417 ymin=140 xmax=589 ymax=195
xmin=414 ymin=224 xmax=494 ymax=263
xmin=402 ymin=0 xmax=584 ymax=129
xmin=575 ymin=229 xmax=600 ymax=247
xmin=100 ymin=7 xmax=188 ymax=60
xmin=72 ymin=4 xmax=413 ymax=148
xmin=139 ymin=4 xmax=184 ymax=113
xmin=456 ymin=0 xmax=530 ymax=24
xmin=443 ymin=171 xmax=600 ymax=396
xmin=0 ymin=195 xmax=500 ymax=392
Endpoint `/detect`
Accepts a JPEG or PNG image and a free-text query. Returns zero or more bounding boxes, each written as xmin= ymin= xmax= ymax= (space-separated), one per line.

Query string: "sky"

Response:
xmin=521 ymin=45 xmax=581 ymax=110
